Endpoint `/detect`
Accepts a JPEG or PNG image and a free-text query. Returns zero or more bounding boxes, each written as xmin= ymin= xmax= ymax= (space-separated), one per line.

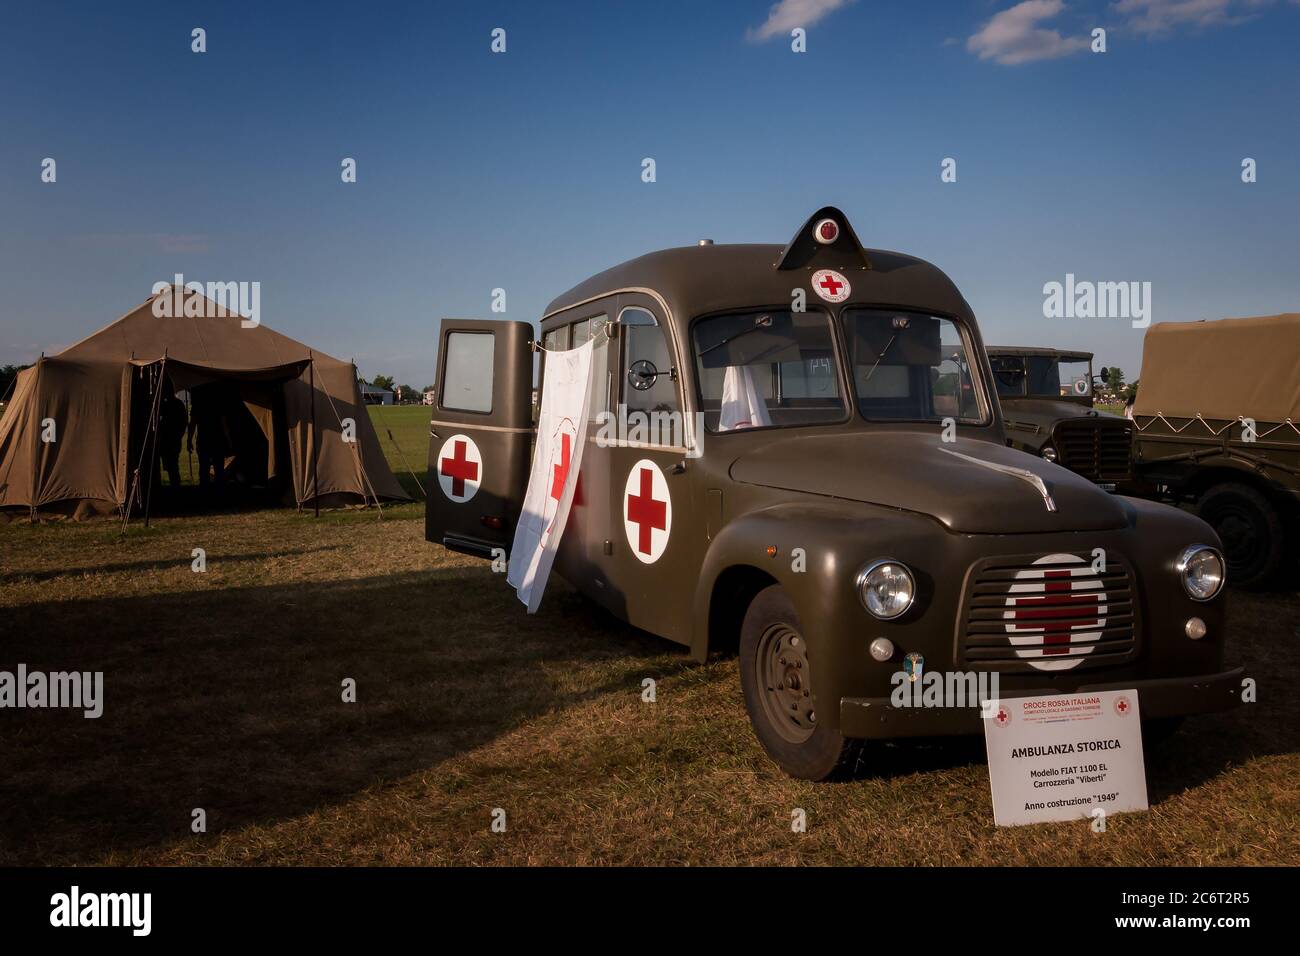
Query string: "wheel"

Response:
xmin=1196 ymin=482 xmax=1284 ymax=588
xmin=739 ymin=585 xmax=863 ymax=780
xmin=1141 ymin=716 xmax=1184 ymax=749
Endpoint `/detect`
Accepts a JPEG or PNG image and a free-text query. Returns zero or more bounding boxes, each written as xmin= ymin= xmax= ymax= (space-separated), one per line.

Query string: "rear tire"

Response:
xmin=1196 ymin=482 xmax=1283 ymax=588
xmin=739 ymin=585 xmax=863 ymax=781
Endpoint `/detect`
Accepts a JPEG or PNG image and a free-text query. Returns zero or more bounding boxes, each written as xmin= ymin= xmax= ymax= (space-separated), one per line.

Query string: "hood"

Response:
xmin=1000 ymin=398 xmax=1123 ymax=429
xmin=729 ymin=431 xmax=1128 ymax=534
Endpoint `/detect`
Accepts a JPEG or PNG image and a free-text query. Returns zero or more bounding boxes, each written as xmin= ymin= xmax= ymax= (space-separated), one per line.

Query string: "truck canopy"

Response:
xmin=1134 ymin=314 xmax=1300 ymax=423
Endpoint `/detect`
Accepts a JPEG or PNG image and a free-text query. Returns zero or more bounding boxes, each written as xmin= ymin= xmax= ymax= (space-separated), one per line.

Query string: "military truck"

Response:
xmin=1133 ymin=315 xmax=1300 ymax=588
xmin=425 ymin=207 xmax=1242 ymax=781
xmin=987 ymin=347 xmax=1132 ymax=487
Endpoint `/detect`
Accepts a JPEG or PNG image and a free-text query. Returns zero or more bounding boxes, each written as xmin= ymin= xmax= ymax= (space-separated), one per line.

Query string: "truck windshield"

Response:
xmin=692 ymin=310 xmax=845 ymax=431
xmin=840 ymin=309 xmax=985 ymax=423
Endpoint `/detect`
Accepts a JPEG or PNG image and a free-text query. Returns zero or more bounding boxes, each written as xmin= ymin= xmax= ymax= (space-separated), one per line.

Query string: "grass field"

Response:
xmin=1 ymin=405 xmax=1297 ymax=866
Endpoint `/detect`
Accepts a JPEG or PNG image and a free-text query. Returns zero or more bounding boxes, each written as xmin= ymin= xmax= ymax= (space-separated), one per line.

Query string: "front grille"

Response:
xmin=958 ymin=554 xmax=1139 ymax=673
xmin=1053 ymin=419 xmax=1132 ymax=482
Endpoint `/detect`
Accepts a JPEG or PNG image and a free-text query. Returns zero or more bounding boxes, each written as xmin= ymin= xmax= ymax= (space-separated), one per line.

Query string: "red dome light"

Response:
xmin=814 ymin=218 xmax=839 ymax=244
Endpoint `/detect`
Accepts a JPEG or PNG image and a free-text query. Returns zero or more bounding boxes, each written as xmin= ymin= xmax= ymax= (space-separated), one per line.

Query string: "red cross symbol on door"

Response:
xmin=440 ymin=439 xmax=479 ymax=498
xmin=626 ymin=466 xmax=667 ymax=556
xmin=818 ymin=273 xmax=843 ymax=297
xmin=1008 ymin=569 xmax=1102 ymax=655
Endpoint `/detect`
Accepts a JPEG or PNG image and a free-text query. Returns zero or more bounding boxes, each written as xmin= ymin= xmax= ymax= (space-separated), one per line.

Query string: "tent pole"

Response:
xmin=142 ymin=356 xmax=167 ymax=528
xmin=310 ymin=355 xmax=320 ymax=518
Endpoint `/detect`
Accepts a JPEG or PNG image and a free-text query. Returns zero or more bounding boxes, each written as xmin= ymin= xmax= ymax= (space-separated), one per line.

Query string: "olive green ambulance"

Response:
xmin=426 ymin=208 xmax=1242 ymax=780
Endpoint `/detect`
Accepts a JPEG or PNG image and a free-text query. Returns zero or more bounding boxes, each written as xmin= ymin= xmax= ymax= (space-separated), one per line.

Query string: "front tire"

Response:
xmin=739 ymin=585 xmax=862 ymax=781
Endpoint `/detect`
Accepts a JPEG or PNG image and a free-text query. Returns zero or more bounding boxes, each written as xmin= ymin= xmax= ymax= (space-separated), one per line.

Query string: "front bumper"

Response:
xmin=838 ymin=666 xmax=1244 ymax=740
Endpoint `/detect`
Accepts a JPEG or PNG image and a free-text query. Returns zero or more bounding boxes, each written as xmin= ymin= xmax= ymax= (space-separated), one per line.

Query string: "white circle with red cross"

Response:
xmin=623 ymin=459 xmax=672 ymax=564
xmin=436 ymin=433 xmax=482 ymax=503
xmin=811 ymin=269 xmax=851 ymax=303
xmin=1113 ymin=694 xmax=1133 ymax=717
xmin=1002 ymin=553 xmax=1108 ymax=672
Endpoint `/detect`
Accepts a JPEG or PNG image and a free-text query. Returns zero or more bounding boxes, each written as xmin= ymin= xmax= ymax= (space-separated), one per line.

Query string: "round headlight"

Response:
xmin=1041 ymin=445 xmax=1058 ymax=462
xmin=856 ymin=560 xmax=916 ymax=620
xmin=1177 ymin=545 xmax=1224 ymax=601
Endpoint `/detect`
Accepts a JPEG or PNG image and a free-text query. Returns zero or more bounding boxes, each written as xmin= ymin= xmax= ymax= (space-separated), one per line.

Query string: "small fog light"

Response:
xmin=1185 ymin=617 xmax=1207 ymax=640
xmin=869 ymin=637 xmax=895 ymax=662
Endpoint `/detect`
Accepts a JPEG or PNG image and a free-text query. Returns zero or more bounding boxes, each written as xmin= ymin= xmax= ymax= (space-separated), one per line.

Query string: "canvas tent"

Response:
xmin=1134 ymin=314 xmax=1300 ymax=424
xmin=0 ymin=286 xmax=408 ymax=519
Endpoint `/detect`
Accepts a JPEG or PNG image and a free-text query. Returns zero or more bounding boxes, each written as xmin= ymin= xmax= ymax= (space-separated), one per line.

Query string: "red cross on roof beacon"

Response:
xmin=813 ymin=218 xmax=839 ymax=244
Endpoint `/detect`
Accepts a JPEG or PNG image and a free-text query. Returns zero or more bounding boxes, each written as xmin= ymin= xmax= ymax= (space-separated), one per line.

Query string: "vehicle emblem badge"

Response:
xmin=811 ymin=269 xmax=850 ymax=303
xmin=903 ymin=652 xmax=924 ymax=682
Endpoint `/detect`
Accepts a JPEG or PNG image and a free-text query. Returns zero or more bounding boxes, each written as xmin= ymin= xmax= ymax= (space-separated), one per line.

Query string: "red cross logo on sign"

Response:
xmin=1003 ymin=553 xmax=1107 ymax=672
xmin=623 ymin=459 xmax=672 ymax=563
xmin=1114 ymin=695 xmax=1131 ymax=716
xmin=437 ymin=434 xmax=482 ymax=502
xmin=993 ymin=705 xmax=1011 ymax=727
xmin=811 ymin=268 xmax=850 ymax=303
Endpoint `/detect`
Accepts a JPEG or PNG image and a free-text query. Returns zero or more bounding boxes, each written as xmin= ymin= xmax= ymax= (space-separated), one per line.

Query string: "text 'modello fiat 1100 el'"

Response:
xmin=425 ymin=208 xmax=1243 ymax=780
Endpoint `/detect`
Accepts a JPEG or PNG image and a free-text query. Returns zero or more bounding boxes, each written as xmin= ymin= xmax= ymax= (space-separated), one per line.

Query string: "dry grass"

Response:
xmin=1 ymin=497 xmax=1297 ymax=866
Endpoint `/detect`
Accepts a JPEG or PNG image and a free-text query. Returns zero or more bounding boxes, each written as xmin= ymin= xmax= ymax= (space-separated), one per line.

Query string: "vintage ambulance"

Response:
xmin=425 ymin=208 xmax=1242 ymax=780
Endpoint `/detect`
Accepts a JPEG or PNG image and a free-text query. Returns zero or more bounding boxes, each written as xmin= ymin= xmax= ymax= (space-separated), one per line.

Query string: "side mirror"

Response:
xmin=1099 ymin=366 xmax=1110 ymax=380
xmin=628 ymin=359 xmax=659 ymax=391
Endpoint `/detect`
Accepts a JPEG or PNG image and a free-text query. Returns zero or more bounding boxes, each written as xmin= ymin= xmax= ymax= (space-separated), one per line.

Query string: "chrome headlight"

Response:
xmin=1177 ymin=545 xmax=1224 ymax=601
xmin=1041 ymin=445 xmax=1057 ymax=462
xmin=856 ymin=560 xmax=916 ymax=620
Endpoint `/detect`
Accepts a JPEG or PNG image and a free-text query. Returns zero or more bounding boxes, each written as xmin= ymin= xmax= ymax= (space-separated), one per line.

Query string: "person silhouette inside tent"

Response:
xmin=157 ymin=387 xmax=188 ymax=491
xmin=188 ymin=384 xmax=232 ymax=495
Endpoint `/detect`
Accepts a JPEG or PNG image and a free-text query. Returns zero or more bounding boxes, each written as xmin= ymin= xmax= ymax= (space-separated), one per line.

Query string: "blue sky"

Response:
xmin=2 ymin=0 xmax=1297 ymax=386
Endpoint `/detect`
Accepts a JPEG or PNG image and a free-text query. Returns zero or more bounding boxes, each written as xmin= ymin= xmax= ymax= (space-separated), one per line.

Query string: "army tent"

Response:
xmin=0 ymin=286 xmax=408 ymax=519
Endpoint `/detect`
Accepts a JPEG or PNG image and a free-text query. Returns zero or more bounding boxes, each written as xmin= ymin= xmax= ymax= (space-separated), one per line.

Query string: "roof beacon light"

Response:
xmin=813 ymin=218 xmax=839 ymax=245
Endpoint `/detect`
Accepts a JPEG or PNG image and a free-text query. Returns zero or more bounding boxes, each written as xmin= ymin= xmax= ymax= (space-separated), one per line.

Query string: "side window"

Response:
xmin=571 ymin=318 xmax=591 ymax=345
xmin=542 ymin=325 xmax=569 ymax=351
xmin=621 ymin=307 xmax=678 ymax=415
xmin=441 ymin=331 xmax=493 ymax=413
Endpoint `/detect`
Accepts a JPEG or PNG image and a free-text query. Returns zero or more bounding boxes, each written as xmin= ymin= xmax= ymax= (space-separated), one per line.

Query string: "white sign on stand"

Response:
xmin=984 ymin=689 xmax=1149 ymax=827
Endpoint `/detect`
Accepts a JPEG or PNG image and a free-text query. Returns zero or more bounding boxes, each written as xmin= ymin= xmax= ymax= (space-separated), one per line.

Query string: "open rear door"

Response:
xmin=426 ymin=318 xmax=535 ymax=558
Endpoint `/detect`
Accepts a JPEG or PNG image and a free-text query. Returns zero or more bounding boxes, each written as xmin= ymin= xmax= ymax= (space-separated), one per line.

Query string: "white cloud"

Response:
xmin=1112 ymin=0 xmax=1275 ymax=34
xmin=966 ymin=0 xmax=1091 ymax=65
xmin=747 ymin=0 xmax=853 ymax=42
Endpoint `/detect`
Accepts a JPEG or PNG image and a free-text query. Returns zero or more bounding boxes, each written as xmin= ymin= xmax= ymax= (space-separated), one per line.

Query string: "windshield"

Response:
xmin=841 ymin=309 xmax=985 ymax=423
xmin=692 ymin=310 xmax=845 ymax=431
xmin=992 ymin=355 xmax=1027 ymax=397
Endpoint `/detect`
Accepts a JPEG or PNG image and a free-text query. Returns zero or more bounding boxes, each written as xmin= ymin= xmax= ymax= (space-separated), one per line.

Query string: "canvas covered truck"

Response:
xmin=425 ymin=207 xmax=1242 ymax=781
xmin=1132 ymin=314 xmax=1300 ymax=588
xmin=987 ymin=346 xmax=1132 ymax=488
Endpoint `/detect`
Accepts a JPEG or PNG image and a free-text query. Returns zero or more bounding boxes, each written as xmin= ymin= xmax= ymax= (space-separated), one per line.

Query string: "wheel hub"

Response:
xmin=755 ymin=624 xmax=816 ymax=743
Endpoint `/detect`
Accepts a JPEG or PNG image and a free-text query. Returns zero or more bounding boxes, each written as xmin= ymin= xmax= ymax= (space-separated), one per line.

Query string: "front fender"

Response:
xmin=692 ymin=501 xmax=941 ymax=724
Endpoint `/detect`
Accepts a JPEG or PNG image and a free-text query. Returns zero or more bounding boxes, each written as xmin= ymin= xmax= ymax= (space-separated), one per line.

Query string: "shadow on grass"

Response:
xmin=0 ymin=566 xmax=683 ymax=865
xmin=0 ymin=546 xmax=346 ymax=584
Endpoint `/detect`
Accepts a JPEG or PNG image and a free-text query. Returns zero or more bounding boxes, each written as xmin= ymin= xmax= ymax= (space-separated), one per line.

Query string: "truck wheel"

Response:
xmin=1197 ymin=483 xmax=1283 ymax=588
xmin=739 ymin=585 xmax=863 ymax=781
